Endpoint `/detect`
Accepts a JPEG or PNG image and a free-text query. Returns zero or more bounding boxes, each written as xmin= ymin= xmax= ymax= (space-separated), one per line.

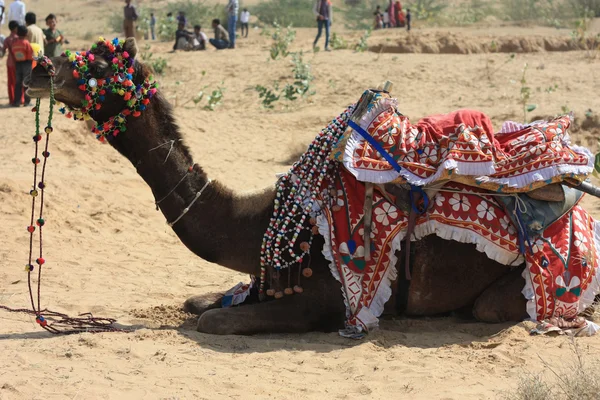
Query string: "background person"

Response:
xmin=209 ymin=18 xmax=229 ymax=50
xmin=25 ymin=12 xmax=43 ymax=55
xmin=7 ymin=0 xmax=25 ymax=25
xmin=0 ymin=0 xmax=5 ymax=35
xmin=149 ymin=12 xmax=156 ymax=40
xmin=312 ymin=0 xmax=332 ymax=51
xmin=2 ymin=20 xmax=19 ymax=104
xmin=240 ymin=8 xmax=249 ymax=38
xmin=173 ymin=21 xmax=192 ymax=50
xmin=192 ymin=24 xmax=207 ymax=50
xmin=123 ymin=0 xmax=137 ymax=38
xmin=43 ymin=14 xmax=64 ymax=57
xmin=11 ymin=24 xmax=32 ymax=107
xmin=227 ymin=0 xmax=238 ymax=49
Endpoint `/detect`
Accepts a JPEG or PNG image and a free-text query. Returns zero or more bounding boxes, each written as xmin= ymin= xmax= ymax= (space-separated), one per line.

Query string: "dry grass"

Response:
xmin=502 ymin=337 xmax=600 ymax=400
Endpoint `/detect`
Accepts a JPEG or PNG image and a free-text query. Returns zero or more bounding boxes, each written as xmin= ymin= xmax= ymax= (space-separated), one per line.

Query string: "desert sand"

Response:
xmin=1 ymin=1 xmax=600 ymax=399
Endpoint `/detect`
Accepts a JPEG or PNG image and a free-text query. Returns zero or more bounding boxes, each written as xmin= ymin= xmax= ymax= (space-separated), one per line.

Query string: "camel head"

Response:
xmin=26 ymin=37 xmax=156 ymax=139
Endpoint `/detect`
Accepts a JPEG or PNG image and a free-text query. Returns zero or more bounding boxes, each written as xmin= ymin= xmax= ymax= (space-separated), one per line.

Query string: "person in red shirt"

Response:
xmin=9 ymin=24 xmax=33 ymax=106
xmin=2 ymin=20 xmax=22 ymax=105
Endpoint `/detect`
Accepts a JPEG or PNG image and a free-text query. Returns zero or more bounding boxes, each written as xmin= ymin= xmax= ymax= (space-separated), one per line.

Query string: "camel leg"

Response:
xmin=196 ymin=295 xmax=345 ymax=335
xmin=183 ymin=292 xmax=227 ymax=316
xmin=472 ymin=266 xmax=528 ymax=323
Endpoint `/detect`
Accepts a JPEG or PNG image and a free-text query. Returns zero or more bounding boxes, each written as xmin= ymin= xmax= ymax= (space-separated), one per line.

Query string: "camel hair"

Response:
xmin=26 ymin=37 xmax=550 ymax=335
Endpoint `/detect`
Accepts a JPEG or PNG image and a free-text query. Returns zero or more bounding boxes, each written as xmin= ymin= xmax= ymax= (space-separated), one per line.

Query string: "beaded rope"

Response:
xmin=258 ymin=106 xmax=355 ymax=295
xmin=0 ymin=57 xmax=123 ymax=334
xmin=58 ymin=37 xmax=158 ymax=141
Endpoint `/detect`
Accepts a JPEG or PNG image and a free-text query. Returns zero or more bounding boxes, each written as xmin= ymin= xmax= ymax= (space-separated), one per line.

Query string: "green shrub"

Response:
xmin=343 ymin=0 xmax=380 ymax=30
xmin=406 ymin=0 xmax=447 ymax=21
xmin=270 ymin=22 xmax=296 ymax=60
xmin=330 ymin=32 xmax=349 ymax=50
xmin=354 ymin=29 xmax=371 ymax=52
xmin=253 ymin=0 xmax=316 ymax=27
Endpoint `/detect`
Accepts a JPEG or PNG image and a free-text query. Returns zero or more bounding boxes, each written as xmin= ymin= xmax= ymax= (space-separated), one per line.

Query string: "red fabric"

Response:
xmin=526 ymin=204 xmax=599 ymax=320
xmin=320 ymin=168 xmax=599 ymax=332
xmin=10 ymin=38 xmax=34 ymax=62
xmin=3 ymin=33 xmax=18 ymax=68
xmin=346 ymin=102 xmax=590 ymax=191
xmin=389 ymin=1 xmax=397 ymax=27
xmin=6 ymin=65 xmax=22 ymax=105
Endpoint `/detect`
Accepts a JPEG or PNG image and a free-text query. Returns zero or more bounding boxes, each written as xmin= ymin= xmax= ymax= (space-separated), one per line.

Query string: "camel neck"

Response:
xmin=105 ymin=94 xmax=270 ymax=276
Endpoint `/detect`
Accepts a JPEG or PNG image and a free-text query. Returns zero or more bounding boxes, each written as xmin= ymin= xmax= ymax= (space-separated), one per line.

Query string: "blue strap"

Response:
xmin=409 ymin=185 xmax=429 ymax=215
xmin=349 ymin=120 xmax=431 ymax=213
xmin=348 ymin=120 xmax=402 ymax=173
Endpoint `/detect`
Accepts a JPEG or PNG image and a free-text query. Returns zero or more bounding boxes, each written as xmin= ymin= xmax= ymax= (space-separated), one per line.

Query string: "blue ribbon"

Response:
xmin=348 ymin=120 xmax=430 ymax=214
xmin=348 ymin=120 xmax=403 ymax=173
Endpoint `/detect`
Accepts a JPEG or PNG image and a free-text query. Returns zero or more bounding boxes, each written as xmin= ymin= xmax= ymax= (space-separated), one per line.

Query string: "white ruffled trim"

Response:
xmin=412 ymin=219 xmax=524 ymax=266
xmin=578 ymin=219 xmax=600 ymax=314
xmin=522 ymin=265 xmax=538 ymax=322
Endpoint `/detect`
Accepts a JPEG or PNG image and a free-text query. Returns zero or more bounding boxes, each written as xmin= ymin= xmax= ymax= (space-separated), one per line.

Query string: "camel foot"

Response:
xmin=183 ymin=292 xmax=224 ymax=316
xmin=196 ymin=296 xmax=344 ymax=335
xmin=473 ymin=267 xmax=528 ymax=323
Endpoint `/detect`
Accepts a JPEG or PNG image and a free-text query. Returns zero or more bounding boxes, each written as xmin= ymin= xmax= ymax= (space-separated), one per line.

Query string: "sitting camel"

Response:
xmin=25 ymin=38 xmax=594 ymax=335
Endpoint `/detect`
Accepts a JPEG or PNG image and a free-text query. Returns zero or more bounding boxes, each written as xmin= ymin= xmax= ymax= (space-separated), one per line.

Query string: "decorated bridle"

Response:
xmin=53 ymin=37 xmax=158 ymax=141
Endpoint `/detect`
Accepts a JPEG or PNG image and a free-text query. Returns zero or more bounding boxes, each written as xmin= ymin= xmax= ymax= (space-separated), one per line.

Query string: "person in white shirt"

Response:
xmin=0 ymin=0 xmax=6 ymax=32
xmin=383 ymin=7 xmax=390 ymax=28
xmin=7 ymin=0 xmax=25 ymax=25
xmin=240 ymin=8 xmax=249 ymax=38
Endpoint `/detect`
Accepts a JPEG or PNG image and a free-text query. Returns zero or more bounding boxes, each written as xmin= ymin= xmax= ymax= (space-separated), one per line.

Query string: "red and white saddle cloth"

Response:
xmin=316 ymin=169 xmax=600 ymax=336
xmin=332 ymin=96 xmax=594 ymax=192
xmin=320 ymin=96 xmax=599 ymax=336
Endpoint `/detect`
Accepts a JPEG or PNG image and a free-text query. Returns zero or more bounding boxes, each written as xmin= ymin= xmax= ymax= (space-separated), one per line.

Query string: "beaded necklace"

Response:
xmin=57 ymin=37 xmax=158 ymax=142
xmin=258 ymin=106 xmax=354 ymax=298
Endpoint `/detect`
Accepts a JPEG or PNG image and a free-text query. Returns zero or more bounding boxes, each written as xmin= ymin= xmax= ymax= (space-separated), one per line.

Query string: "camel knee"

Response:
xmin=473 ymin=268 xmax=528 ymax=323
xmin=196 ymin=309 xmax=237 ymax=335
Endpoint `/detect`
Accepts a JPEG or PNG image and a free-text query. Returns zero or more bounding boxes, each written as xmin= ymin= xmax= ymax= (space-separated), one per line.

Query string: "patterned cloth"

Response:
xmin=334 ymin=95 xmax=594 ymax=192
xmin=316 ymin=168 xmax=600 ymax=334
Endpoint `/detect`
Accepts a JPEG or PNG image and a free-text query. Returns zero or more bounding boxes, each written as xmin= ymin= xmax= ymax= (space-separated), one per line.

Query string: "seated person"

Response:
xmin=191 ymin=24 xmax=208 ymax=50
xmin=173 ymin=22 xmax=192 ymax=51
xmin=209 ymin=18 xmax=229 ymax=50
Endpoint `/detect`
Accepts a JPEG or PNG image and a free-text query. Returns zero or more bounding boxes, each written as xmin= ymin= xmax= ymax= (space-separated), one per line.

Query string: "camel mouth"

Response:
xmin=25 ymin=75 xmax=65 ymax=99
xmin=26 ymin=87 xmax=51 ymax=98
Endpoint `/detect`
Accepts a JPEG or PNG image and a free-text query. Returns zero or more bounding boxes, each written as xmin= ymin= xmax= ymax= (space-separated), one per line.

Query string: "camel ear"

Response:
xmin=123 ymin=37 xmax=138 ymax=60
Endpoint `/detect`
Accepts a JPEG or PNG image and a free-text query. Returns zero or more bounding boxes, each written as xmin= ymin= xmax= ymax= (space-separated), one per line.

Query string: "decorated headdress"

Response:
xmin=58 ymin=37 xmax=158 ymax=142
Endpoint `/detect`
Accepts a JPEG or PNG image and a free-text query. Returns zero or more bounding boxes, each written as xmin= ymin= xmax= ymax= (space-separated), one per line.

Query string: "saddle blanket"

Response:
xmin=333 ymin=94 xmax=594 ymax=192
xmin=316 ymin=168 xmax=600 ymax=335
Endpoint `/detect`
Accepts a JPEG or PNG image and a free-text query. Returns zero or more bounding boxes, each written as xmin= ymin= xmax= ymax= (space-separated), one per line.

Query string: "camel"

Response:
xmin=26 ymin=37 xmax=555 ymax=336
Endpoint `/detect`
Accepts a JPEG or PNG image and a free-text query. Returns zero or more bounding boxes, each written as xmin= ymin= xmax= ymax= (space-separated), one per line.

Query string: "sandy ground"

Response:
xmin=1 ymin=2 xmax=600 ymax=399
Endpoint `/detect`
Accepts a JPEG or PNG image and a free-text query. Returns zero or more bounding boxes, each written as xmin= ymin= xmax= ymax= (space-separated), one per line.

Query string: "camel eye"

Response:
xmin=89 ymin=62 xmax=108 ymax=77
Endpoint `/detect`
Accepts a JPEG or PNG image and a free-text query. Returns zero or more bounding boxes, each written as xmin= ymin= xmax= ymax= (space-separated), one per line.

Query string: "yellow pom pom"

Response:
xmin=83 ymin=114 xmax=91 ymax=121
xmin=68 ymin=54 xmax=76 ymax=62
xmin=118 ymin=89 xmax=125 ymax=96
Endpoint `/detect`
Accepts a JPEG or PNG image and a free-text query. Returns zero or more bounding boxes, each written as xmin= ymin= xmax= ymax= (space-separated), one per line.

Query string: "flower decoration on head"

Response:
xmin=58 ymin=37 xmax=158 ymax=142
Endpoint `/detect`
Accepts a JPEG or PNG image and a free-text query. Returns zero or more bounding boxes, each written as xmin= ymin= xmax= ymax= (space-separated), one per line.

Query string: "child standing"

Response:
xmin=10 ymin=24 xmax=32 ymax=106
xmin=383 ymin=8 xmax=390 ymax=28
xmin=240 ymin=8 xmax=249 ymax=38
xmin=406 ymin=8 xmax=411 ymax=31
xmin=43 ymin=14 xmax=64 ymax=57
xmin=2 ymin=20 xmax=20 ymax=105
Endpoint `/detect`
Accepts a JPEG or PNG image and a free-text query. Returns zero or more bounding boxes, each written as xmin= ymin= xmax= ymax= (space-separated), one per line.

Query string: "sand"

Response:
xmin=1 ymin=2 xmax=600 ymax=399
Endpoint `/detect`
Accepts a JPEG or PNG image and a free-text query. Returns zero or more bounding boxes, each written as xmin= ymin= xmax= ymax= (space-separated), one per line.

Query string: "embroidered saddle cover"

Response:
xmin=331 ymin=92 xmax=594 ymax=193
